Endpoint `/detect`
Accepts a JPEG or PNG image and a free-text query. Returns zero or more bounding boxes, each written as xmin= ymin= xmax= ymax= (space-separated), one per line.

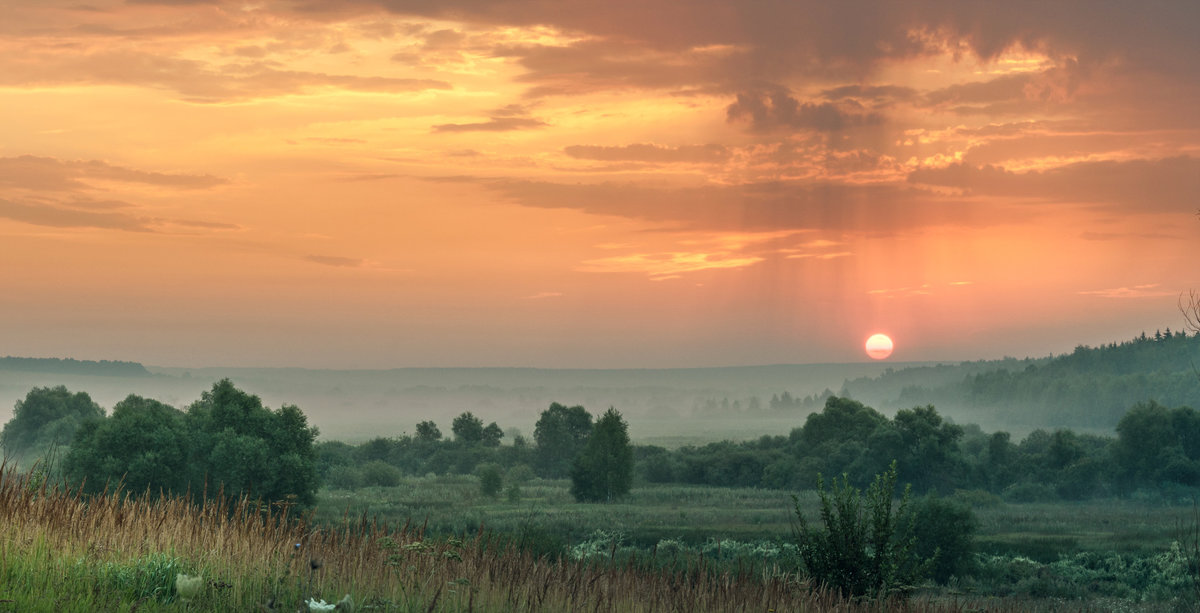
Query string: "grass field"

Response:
xmin=2 ymin=460 xmax=1197 ymax=610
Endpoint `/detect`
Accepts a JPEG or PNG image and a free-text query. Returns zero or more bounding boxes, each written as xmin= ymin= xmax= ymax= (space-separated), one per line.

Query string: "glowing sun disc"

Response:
xmin=865 ymin=333 xmax=894 ymax=360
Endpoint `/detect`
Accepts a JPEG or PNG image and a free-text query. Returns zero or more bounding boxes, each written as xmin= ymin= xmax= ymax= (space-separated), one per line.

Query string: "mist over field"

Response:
xmin=0 ymin=360 xmax=909 ymax=444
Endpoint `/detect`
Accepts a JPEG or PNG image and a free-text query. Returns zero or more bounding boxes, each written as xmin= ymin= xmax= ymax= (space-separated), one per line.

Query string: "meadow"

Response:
xmin=3 ymin=461 xmax=1194 ymax=611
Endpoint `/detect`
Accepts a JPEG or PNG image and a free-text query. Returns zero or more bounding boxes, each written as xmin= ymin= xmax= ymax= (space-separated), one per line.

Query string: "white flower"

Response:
xmin=307 ymin=598 xmax=336 ymax=612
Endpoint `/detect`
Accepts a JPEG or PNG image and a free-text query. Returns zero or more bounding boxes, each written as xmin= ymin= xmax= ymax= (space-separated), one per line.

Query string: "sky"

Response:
xmin=1 ymin=1 xmax=1197 ymax=369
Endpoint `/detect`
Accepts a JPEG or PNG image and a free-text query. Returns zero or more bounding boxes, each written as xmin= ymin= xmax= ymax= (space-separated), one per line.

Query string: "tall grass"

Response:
xmin=0 ymin=459 xmax=968 ymax=611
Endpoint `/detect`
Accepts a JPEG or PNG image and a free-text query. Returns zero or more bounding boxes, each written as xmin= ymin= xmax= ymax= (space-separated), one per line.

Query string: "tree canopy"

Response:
xmin=0 ymin=385 xmax=103 ymax=460
xmin=569 ymin=408 xmax=633 ymax=503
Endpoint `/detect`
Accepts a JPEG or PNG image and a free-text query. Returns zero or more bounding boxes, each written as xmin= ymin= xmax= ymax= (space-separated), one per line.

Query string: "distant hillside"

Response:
xmin=0 ymin=357 xmax=150 ymax=377
xmin=840 ymin=330 xmax=1200 ymax=430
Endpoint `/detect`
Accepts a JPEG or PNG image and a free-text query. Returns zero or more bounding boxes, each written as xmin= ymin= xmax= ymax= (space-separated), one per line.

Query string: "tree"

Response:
xmin=63 ymin=395 xmax=190 ymax=497
xmin=482 ymin=422 xmax=504 ymax=447
xmin=452 ymin=412 xmax=485 ymax=444
xmin=1 ymin=385 xmax=104 ymax=459
xmin=533 ymin=402 xmax=593 ymax=478
xmin=415 ymin=420 xmax=442 ymax=442
xmin=569 ymin=408 xmax=633 ymax=502
xmin=186 ymin=379 xmax=320 ymax=509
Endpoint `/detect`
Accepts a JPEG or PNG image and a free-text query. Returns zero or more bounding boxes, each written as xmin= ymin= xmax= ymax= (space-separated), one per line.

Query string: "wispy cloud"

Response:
xmin=1078 ymin=284 xmax=1174 ymax=299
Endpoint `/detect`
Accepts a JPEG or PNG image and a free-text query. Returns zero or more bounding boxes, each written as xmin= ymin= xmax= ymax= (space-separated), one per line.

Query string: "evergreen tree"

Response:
xmin=569 ymin=408 xmax=633 ymax=502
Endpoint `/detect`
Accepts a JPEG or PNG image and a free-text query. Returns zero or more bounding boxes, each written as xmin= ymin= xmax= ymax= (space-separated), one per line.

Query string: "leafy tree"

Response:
xmin=1 ymin=386 xmax=104 ymax=459
xmin=1114 ymin=400 xmax=1198 ymax=488
xmin=415 ymin=420 xmax=442 ymax=442
xmin=892 ymin=405 xmax=964 ymax=493
xmin=482 ymin=422 xmax=504 ymax=447
xmin=793 ymin=461 xmax=927 ymax=599
xmin=186 ymin=379 xmax=320 ymax=509
xmin=533 ymin=402 xmax=593 ymax=478
xmin=451 ymin=412 xmax=485 ymax=444
xmin=569 ymin=408 xmax=633 ymax=502
xmin=63 ymin=395 xmax=189 ymax=496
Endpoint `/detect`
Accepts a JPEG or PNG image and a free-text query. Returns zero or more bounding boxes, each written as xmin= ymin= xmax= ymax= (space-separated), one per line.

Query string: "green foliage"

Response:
xmin=792 ymin=461 xmax=927 ymax=599
xmin=533 ymin=402 xmax=593 ymax=478
xmin=477 ymin=462 xmax=503 ymax=498
xmin=911 ymin=493 xmax=977 ymax=583
xmin=569 ymin=408 xmax=633 ymax=503
xmin=451 ymin=411 xmax=484 ymax=444
xmin=185 ymin=379 xmax=320 ymax=509
xmin=64 ymin=395 xmax=190 ymax=497
xmin=0 ymin=385 xmax=103 ymax=459
xmin=1115 ymin=400 xmax=1200 ymax=489
xmin=360 ymin=460 xmax=403 ymax=487
xmin=415 ymin=420 xmax=441 ymax=442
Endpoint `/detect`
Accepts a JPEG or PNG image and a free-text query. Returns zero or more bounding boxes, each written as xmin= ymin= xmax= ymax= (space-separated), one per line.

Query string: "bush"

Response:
xmin=793 ymin=461 xmax=928 ymax=599
xmin=477 ymin=463 xmax=503 ymax=498
xmin=324 ymin=465 xmax=364 ymax=491
xmin=360 ymin=461 xmax=403 ymax=487
xmin=912 ymin=493 xmax=977 ymax=583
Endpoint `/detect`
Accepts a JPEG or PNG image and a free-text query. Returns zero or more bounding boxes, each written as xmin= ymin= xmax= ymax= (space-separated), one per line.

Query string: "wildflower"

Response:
xmin=307 ymin=597 xmax=336 ymax=612
xmin=175 ymin=573 xmax=203 ymax=602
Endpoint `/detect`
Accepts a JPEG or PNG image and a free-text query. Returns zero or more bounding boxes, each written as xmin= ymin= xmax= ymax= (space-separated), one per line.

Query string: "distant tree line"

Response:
xmin=0 ymin=356 xmax=150 ymax=377
xmin=6 ymin=360 xmax=1200 ymax=513
xmin=839 ymin=331 xmax=1200 ymax=430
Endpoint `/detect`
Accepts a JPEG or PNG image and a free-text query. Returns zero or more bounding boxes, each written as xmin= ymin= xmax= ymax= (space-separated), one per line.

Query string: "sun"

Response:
xmin=865 ymin=333 xmax=894 ymax=360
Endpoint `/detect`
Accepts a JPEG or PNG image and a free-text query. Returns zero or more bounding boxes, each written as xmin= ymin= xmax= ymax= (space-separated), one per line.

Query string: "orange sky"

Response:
xmin=1 ymin=1 xmax=1197 ymax=368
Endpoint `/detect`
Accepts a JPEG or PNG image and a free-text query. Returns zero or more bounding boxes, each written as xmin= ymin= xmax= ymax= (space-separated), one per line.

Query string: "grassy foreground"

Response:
xmin=0 ymin=461 xmax=945 ymax=612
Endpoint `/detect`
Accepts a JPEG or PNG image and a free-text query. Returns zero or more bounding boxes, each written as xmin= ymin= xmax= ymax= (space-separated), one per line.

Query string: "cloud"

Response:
xmin=0 ymin=51 xmax=452 ymax=103
xmin=305 ymin=254 xmax=366 ymax=267
xmin=1078 ymin=284 xmax=1174 ymax=299
xmin=0 ymin=198 xmax=154 ymax=232
xmin=0 ymin=155 xmax=237 ymax=233
xmin=432 ymin=116 xmax=547 ymax=133
xmin=564 ymin=143 xmax=729 ymax=164
xmin=726 ymin=87 xmax=884 ymax=133
xmin=0 ymin=155 xmax=227 ymax=191
xmin=445 ymin=176 xmax=996 ymax=234
xmin=907 ymin=156 xmax=1200 ymax=213
xmin=523 ymin=291 xmax=562 ymax=299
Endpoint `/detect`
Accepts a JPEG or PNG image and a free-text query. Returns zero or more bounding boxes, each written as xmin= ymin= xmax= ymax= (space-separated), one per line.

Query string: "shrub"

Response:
xmin=792 ymin=461 xmax=928 ymax=599
xmin=477 ymin=463 xmax=503 ymax=498
xmin=912 ymin=493 xmax=977 ymax=583
xmin=360 ymin=461 xmax=402 ymax=487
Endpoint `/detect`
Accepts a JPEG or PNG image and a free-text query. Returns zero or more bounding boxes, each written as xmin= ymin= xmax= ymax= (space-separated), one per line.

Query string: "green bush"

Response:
xmin=912 ymin=493 xmax=977 ymax=583
xmin=360 ymin=461 xmax=403 ymax=487
xmin=477 ymin=463 xmax=503 ymax=498
xmin=792 ymin=461 xmax=927 ymax=599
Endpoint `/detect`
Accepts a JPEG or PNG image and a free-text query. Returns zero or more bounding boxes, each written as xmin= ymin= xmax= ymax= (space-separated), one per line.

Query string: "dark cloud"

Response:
xmin=564 ymin=144 xmax=729 ymax=164
xmin=726 ymin=88 xmax=884 ymax=132
xmin=821 ymin=84 xmax=918 ymax=102
xmin=908 ymin=156 xmax=1200 ymax=213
